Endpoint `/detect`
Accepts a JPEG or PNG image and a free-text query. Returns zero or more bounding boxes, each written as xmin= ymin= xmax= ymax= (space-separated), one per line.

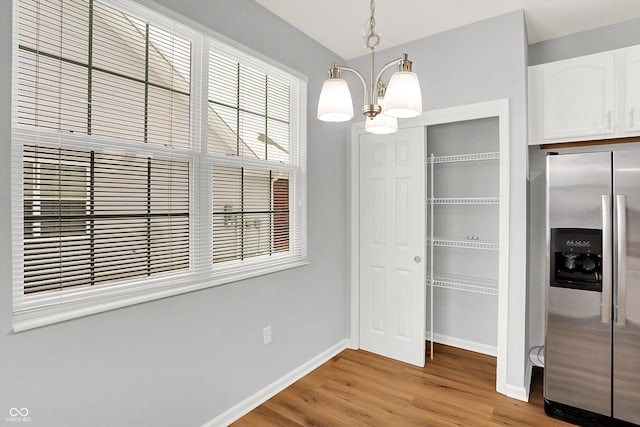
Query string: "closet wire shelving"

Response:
xmin=427 ymin=237 xmax=499 ymax=251
xmin=427 ymin=151 xmax=500 ymax=164
xmin=427 ymin=151 xmax=500 ymax=359
xmin=427 ymin=197 xmax=500 ymax=205
xmin=430 ymin=273 xmax=498 ymax=296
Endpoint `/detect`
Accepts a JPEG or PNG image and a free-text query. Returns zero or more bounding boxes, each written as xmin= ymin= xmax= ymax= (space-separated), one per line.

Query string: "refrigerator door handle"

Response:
xmin=616 ymin=194 xmax=627 ymax=327
xmin=602 ymin=195 xmax=612 ymax=324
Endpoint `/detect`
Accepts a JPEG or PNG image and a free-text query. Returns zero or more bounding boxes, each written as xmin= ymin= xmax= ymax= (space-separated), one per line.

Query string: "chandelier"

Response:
xmin=317 ymin=0 xmax=422 ymax=134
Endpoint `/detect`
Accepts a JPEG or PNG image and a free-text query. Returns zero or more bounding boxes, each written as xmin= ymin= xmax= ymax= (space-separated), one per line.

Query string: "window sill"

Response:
xmin=12 ymin=258 xmax=309 ymax=333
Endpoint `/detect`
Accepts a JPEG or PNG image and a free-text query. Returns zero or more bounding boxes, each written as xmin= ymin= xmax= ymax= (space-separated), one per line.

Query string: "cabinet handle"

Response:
xmin=630 ymin=108 xmax=635 ymax=129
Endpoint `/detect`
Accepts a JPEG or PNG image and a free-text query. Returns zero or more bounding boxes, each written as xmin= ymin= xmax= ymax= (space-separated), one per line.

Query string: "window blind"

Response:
xmin=17 ymin=0 xmax=191 ymax=148
xmin=22 ymin=145 xmax=189 ymax=294
xmin=212 ymin=166 xmax=289 ymax=263
xmin=207 ymin=47 xmax=304 ymax=270
xmin=208 ymin=52 xmax=291 ymax=163
xmin=16 ymin=0 xmax=193 ymax=297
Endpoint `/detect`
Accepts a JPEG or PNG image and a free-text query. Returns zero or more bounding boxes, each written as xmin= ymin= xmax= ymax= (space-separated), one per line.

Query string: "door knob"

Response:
xmin=413 ymin=256 xmax=422 ymax=264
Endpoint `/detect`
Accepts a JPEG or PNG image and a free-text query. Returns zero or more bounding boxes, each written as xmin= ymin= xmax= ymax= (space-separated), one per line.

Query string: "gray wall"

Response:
xmin=348 ymin=10 xmax=529 ymax=395
xmin=0 ymin=1 xmax=348 ymax=426
xmin=527 ymin=20 xmax=640 ymax=351
xmin=529 ymin=17 xmax=640 ymax=66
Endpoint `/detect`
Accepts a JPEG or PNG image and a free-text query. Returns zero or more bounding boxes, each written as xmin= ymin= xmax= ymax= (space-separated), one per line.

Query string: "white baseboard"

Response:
xmin=525 ymin=360 xmax=533 ymax=399
xmin=202 ymin=339 xmax=349 ymax=427
xmin=506 ymin=361 xmax=533 ymax=402
xmin=504 ymin=361 xmax=532 ymax=402
xmin=429 ymin=332 xmax=497 ymax=357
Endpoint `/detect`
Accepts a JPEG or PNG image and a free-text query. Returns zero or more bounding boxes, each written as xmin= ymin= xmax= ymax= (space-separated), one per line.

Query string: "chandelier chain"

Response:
xmin=364 ymin=0 xmax=380 ymax=50
xmin=369 ymin=0 xmax=375 ymax=35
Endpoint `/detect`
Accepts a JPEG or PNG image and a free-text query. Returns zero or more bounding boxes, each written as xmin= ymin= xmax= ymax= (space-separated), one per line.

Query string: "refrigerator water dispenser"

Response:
xmin=550 ymin=228 xmax=602 ymax=292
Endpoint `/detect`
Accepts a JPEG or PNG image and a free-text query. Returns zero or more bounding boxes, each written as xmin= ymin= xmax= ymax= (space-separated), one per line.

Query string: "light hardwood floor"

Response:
xmin=233 ymin=343 xmax=574 ymax=426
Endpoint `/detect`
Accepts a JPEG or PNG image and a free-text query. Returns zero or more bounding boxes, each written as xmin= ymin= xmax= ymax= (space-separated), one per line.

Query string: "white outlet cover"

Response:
xmin=263 ymin=326 xmax=272 ymax=345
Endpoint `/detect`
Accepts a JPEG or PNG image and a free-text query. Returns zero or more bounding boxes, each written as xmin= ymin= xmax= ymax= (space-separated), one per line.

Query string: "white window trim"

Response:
xmin=10 ymin=0 xmax=308 ymax=332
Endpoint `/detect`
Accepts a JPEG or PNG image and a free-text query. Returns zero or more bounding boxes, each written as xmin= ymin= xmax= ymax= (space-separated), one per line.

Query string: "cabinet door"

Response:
xmin=624 ymin=45 xmax=640 ymax=134
xmin=543 ymin=51 xmax=615 ymax=140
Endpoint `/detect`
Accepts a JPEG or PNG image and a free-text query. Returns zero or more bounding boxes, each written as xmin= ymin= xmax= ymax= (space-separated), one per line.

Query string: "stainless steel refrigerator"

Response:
xmin=546 ymin=150 xmax=640 ymax=426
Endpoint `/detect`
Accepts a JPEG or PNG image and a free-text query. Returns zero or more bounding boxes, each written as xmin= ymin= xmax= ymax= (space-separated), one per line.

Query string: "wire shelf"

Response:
xmin=427 ymin=273 xmax=498 ymax=295
xmin=427 ymin=152 xmax=500 ymax=164
xmin=428 ymin=237 xmax=499 ymax=251
xmin=427 ymin=197 xmax=499 ymax=205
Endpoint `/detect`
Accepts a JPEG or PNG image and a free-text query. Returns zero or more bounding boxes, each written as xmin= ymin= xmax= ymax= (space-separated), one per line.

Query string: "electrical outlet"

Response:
xmin=263 ymin=326 xmax=272 ymax=345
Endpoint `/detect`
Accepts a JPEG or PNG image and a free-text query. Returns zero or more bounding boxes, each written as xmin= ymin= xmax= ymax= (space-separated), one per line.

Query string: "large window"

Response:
xmin=12 ymin=0 xmax=307 ymax=330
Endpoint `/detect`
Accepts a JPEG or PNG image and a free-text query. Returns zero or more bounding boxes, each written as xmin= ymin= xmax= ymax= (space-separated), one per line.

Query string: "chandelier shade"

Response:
xmin=317 ymin=78 xmax=354 ymax=122
xmin=384 ymin=71 xmax=422 ymax=118
xmin=365 ymin=93 xmax=397 ymax=134
xmin=365 ymin=113 xmax=398 ymax=134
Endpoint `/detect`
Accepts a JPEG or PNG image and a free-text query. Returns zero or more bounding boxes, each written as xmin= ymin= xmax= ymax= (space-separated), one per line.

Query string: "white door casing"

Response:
xmin=350 ymin=99 xmax=511 ymax=398
xmin=358 ymin=127 xmax=426 ymax=367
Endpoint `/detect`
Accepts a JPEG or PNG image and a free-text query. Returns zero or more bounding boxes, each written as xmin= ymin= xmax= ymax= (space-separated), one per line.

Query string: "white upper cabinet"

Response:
xmin=529 ymin=45 xmax=640 ymax=145
xmin=543 ymin=52 xmax=614 ymax=140
xmin=624 ymin=45 xmax=640 ymax=134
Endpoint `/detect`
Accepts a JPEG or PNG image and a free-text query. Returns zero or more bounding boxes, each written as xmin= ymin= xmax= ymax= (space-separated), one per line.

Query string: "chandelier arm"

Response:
xmin=373 ymin=56 xmax=404 ymax=95
xmin=335 ymin=65 xmax=369 ymax=109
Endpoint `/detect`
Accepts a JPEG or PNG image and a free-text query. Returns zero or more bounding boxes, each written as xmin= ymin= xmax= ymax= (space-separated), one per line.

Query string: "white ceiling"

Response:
xmin=254 ymin=0 xmax=640 ymax=60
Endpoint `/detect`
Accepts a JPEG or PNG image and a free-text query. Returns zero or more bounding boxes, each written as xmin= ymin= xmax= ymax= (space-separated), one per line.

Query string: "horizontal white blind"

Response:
xmin=22 ymin=144 xmax=189 ymax=294
xmin=16 ymin=0 xmax=194 ymax=298
xmin=208 ymin=52 xmax=291 ymax=163
xmin=17 ymin=0 xmax=191 ymax=148
xmin=207 ymin=43 xmax=304 ymax=271
xmin=212 ymin=166 xmax=289 ymax=263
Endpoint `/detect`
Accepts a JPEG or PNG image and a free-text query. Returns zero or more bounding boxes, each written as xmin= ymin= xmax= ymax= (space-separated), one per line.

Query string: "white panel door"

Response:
xmin=543 ymin=51 xmax=615 ymax=140
xmin=624 ymin=45 xmax=640 ymax=134
xmin=359 ymin=127 xmax=425 ymax=367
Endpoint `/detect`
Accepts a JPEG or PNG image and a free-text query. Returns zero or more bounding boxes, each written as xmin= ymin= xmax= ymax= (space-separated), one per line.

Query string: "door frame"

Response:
xmin=349 ymin=99 xmax=510 ymax=395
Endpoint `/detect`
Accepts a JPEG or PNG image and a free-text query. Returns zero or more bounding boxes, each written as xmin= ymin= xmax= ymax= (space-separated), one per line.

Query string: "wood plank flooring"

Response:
xmin=233 ymin=344 xmax=574 ymax=426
